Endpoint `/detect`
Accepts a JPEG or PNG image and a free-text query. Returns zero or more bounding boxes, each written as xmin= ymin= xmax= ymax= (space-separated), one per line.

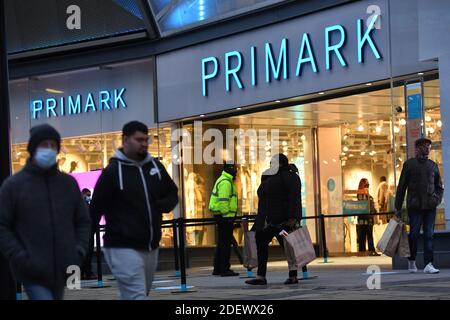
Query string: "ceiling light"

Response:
xmin=45 ymin=88 xmax=64 ymax=94
xmin=426 ymin=116 xmax=432 ymax=122
xmin=375 ymin=126 xmax=382 ymax=133
xmin=358 ymin=125 xmax=364 ymax=132
xmin=366 ymin=83 xmax=372 ymax=86
xmin=300 ymin=135 xmax=306 ymax=141
xmin=399 ymin=119 xmax=406 ymax=126
xmin=394 ymin=126 xmax=400 ymax=133
xmin=318 ymin=92 xmax=325 ymax=95
xmin=437 ymin=120 xmax=442 ymax=128
xmin=343 ymin=146 xmax=349 ymax=152
xmin=361 ymin=151 xmax=366 ymax=156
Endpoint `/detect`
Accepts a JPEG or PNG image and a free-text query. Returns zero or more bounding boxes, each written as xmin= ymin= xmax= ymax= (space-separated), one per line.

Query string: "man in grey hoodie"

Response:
xmin=0 ymin=124 xmax=91 ymax=300
xmin=91 ymin=121 xmax=178 ymax=300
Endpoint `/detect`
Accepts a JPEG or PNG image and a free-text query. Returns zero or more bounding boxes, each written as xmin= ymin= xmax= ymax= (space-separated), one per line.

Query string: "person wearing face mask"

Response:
xmin=0 ymin=124 xmax=91 ymax=300
xmin=396 ymin=138 xmax=444 ymax=274
xmin=356 ymin=178 xmax=380 ymax=256
xmin=209 ymin=162 xmax=239 ymax=277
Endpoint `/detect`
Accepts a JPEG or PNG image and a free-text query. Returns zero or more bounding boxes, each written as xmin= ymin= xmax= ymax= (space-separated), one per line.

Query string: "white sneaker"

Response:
xmin=424 ymin=263 xmax=440 ymax=274
xmin=408 ymin=260 xmax=418 ymax=273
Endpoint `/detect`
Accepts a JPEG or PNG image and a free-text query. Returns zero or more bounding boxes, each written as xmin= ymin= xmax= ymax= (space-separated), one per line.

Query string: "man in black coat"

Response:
xmin=0 ymin=124 xmax=91 ymax=300
xmin=395 ymin=138 xmax=444 ymax=274
xmin=91 ymin=121 xmax=179 ymax=300
xmin=246 ymin=154 xmax=302 ymax=285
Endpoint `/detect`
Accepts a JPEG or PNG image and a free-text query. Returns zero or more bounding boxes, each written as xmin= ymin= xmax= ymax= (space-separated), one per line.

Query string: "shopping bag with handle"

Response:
xmin=396 ymin=223 xmax=410 ymax=258
xmin=242 ymin=218 xmax=258 ymax=269
xmin=376 ymin=216 xmax=403 ymax=257
xmin=281 ymin=226 xmax=316 ymax=268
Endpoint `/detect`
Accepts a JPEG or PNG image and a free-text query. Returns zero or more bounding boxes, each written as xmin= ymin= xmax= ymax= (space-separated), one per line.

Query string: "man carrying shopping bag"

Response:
xmin=395 ymin=138 xmax=443 ymax=274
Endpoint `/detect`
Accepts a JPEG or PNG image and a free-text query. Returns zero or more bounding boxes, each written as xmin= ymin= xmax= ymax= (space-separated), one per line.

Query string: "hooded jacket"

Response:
xmin=0 ymin=161 xmax=91 ymax=288
xmin=395 ymin=157 xmax=444 ymax=211
xmin=91 ymin=149 xmax=178 ymax=251
xmin=255 ymin=165 xmax=302 ymax=230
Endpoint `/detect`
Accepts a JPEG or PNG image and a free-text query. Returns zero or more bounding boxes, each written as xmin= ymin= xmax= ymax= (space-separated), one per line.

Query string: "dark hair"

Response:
xmin=81 ymin=188 xmax=91 ymax=194
xmin=122 ymin=121 xmax=148 ymax=137
xmin=380 ymin=176 xmax=387 ymax=182
xmin=358 ymin=178 xmax=369 ymax=190
xmin=271 ymin=154 xmax=289 ymax=168
xmin=415 ymin=138 xmax=432 ymax=148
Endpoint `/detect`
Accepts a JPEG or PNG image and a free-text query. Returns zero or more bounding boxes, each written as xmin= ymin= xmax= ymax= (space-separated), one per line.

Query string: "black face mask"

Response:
xmin=225 ymin=167 xmax=237 ymax=179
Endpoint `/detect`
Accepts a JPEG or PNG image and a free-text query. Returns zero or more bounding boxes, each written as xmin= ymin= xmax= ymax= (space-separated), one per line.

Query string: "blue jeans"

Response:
xmin=408 ymin=209 xmax=436 ymax=265
xmin=24 ymin=284 xmax=65 ymax=300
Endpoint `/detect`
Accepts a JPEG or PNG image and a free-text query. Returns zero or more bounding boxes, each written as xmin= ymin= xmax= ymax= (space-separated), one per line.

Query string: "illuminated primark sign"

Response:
xmin=201 ymin=15 xmax=382 ymax=96
xmin=30 ymin=88 xmax=127 ymax=119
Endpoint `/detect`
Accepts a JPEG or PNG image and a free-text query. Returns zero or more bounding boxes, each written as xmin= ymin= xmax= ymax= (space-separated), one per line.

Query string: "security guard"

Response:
xmin=209 ymin=162 xmax=239 ymax=277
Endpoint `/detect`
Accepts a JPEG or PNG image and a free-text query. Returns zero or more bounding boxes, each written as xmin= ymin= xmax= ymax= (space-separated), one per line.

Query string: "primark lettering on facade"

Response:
xmin=201 ymin=15 xmax=382 ymax=96
xmin=30 ymin=88 xmax=127 ymax=119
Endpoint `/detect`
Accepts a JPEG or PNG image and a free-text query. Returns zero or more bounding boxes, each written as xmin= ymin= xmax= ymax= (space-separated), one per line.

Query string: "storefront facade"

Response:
xmin=6 ymin=0 xmax=450 ymax=261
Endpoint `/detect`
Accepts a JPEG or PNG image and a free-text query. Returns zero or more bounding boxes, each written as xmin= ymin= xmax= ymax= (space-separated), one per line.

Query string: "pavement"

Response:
xmin=29 ymin=256 xmax=450 ymax=300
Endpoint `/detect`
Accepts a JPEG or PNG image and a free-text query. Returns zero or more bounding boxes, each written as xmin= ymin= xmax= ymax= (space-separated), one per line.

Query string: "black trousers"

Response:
xmin=255 ymin=226 xmax=286 ymax=278
xmin=357 ymin=224 xmax=376 ymax=252
xmin=213 ymin=216 xmax=234 ymax=274
xmin=81 ymin=234 xmax=95 ymax=277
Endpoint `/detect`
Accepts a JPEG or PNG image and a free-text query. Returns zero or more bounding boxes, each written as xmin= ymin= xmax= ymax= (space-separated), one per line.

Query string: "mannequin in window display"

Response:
xmin=239 ymin=167 xmax=252 ymax=214
xmin=375 ymin=176 xmax=389 ymax=213
xmin=356 ymin=178 xmax=380 ymax=256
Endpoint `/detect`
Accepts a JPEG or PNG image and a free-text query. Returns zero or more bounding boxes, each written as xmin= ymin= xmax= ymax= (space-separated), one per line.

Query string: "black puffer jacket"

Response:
xmin=255 ymin=165 xmax=302 ymax=231
xmin=0 ymin=161 xmax=91 ymax=288
xmin=395 ymin=157 xmax=444 ymax=211
xmin=91 ymin=149 xmax=178 ymax=251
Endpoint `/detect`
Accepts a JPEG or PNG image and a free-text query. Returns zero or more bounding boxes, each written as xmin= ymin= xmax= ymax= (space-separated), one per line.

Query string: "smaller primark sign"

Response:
xmin=30 ymin=88 xmax=127 ymax=119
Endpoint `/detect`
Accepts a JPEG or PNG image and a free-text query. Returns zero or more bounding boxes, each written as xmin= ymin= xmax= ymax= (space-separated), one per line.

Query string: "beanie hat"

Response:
xmin=27 ymin=124 xmax=61 ymax=156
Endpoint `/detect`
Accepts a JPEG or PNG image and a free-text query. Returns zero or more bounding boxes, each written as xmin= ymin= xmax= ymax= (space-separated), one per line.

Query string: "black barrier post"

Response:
xmin=16 ymin=282 xmax=22 ymax=300
xmin=172 ymin=218 xmax=195 ymax=294
xmin=88 ymin=226 xmax=110 ymax=289
xmin=95 ymin=226 xmax=104 ymax=287
xmin=320 ymin=214 xmax=328 ymax=263
xmin=172 ymin=220 xmax=180 ymax=277
xmin=178 ymin=218 xmax=187 ymax=291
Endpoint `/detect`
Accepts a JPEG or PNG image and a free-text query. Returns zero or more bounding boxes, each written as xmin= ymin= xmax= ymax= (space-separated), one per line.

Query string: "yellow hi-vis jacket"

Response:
xmin=208 ymin=171 xmax=238 ymax=218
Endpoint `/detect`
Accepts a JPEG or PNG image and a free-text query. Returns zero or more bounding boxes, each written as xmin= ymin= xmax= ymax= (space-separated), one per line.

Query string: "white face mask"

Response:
xmin=34 ymin=148 xmax=57 ymax=169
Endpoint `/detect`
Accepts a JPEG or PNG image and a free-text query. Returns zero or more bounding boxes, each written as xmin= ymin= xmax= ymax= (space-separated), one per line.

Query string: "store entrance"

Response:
xmin=197 ymin=78 xmax=442 ymax=256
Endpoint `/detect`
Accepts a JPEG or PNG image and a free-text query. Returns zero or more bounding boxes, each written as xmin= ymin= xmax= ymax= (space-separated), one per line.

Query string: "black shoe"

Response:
xmin=220 ymin=270 xmax=239 ymax=277
xmin=212 ymin=270 xmax=220 ymax=276
xmin=245 ymin=278 xmax=267 ymax=285
xmin=284 ymin=277 xmax=299 ymax=285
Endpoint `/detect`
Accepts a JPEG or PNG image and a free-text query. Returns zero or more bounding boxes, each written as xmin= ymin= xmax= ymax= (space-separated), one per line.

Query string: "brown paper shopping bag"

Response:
xmin=376 ymin=217 xmax=402 ymax=257
xmin=396 ymin=223 xmax=410 ymax=258
xmin=283 ymin=226 xmax=316 ymax=268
